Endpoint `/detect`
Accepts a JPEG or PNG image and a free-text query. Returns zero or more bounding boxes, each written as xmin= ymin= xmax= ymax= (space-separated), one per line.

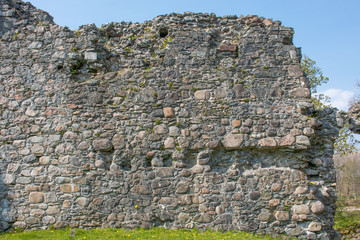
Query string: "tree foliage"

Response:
xmin=334 ymin=153 xmax=360 ymax=203
xmin=300 ymin=55 xmax=331 ymax=110
xmin=334 ymin=123 xmax=359 ymax=155
xmin=300 ymin=55 xmax=359 ymax=155
xmin=300 ymin=55 xmax=329 ymax=94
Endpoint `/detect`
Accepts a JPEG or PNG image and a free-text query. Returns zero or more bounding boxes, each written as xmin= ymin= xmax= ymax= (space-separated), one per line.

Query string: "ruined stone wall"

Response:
xmin=0 ymin=0 xmax=53 ymax=37
xmin=0 ymin=1 xmax=341 ymax=239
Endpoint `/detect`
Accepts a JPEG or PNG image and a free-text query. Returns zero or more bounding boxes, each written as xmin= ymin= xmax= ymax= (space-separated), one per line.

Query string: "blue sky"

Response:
xmin=27 ymin=0 xmax=360 ymax=111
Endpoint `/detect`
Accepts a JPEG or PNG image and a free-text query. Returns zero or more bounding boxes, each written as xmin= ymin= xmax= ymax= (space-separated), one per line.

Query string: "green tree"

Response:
xmin=300 ymin=55 xmax=359 ymax=155
xmin=300 ymin=55 xmax=329 ymax=94
xmin=334 ymin=153 xmax=360 ymax=203
xmin=334 ymin=123 xmax=359 ymax=155
xmin=300 ymin=55 xmax=331 ymax=110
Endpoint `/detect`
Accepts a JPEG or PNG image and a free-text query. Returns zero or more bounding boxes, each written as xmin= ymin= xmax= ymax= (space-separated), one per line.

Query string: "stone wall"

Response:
xmin=0 ymin=1 xmax=341 ymax=239
xmin=0 ymin=0 xmax=53 ymax=37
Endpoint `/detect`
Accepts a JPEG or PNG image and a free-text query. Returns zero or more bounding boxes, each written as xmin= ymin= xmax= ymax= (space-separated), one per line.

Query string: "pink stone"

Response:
xmin=163 ymin=107 xmax=174 ymax=118
xmin=29 ymin=192 xmax=44 ymax=203
xmin=194 ymin=90 xmax=210 ymax=100
xmin=259 ymin=137 xmax=277 ymax=147
xmin=275 ymin=211 xmax=290 ymax=221
xmin=219 ymin=44 xmax=237 ymax=52
xmin=279 ymin=134 xmax=295 ymax=146
xmin=232 ymin=120 xmax=241 ymax=127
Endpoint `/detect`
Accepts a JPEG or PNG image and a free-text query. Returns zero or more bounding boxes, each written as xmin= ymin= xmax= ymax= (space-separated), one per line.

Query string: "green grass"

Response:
xmin=334 ymin=209 xmax=360 ymax=235
xmin=3 ymin=209 xmax=359 ymax=239
xmin=0 ymin=227 xmax=294 ymax=240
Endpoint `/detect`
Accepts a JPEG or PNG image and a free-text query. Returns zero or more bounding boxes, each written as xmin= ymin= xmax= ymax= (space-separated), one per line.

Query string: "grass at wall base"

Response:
xmin=0 ymin=227 xmax=298 ymax=240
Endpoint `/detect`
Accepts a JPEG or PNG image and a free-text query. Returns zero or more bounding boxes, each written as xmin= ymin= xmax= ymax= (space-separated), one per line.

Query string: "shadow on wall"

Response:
xmin=162 ymin=146 xmax=315 ymax=174
xmin=0 ymin=175 xmax=10 ymax=231
xmin=0 ymin=143 xmax=16 ymax=232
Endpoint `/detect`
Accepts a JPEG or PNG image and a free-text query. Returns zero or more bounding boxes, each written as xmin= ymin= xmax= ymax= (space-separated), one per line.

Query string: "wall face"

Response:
xmin=0 ymin=1 xmax=340 ymax=239
xmin=0 ymin=0 xmax=53 ymax=37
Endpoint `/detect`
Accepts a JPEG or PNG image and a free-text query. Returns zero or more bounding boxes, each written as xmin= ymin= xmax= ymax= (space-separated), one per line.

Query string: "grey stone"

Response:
xmin=25 ymin=107 xmax=39 ymax=117
xmin=151 ymin=158 xmax=163 ymax=167
xmin=48 ymin=135 xmax=61 ymax=143
xmin=154 ymin=124 xmax=167 ymax=134
xmin=233 ymin=84 xmax=249 ymax=99
xmin=17 ymin=177 xmax=31 ymax=184
xmin=308 ymin=221 xmax=322 ymax=232
xmin=222 ymin=134 xmax=244 ymax=149
xmin=275 ymin=211 xmax=290 ymax=221
xmin=311 ymin=201 xmax=325 ymax=215
xmin=77 ymin=141 xmax=90 ymax=150
xmin=178 ymin=213 xmax=190 ymax=223
xmin=75 ymin=197 xmax=90 ymax=208
xmin=84 ymin=52 xmax=98 ymax=61
xmin=214 ymin=87 xmax=226 ymax=99
xmin=216 ymin=126 xmax=226 ymax=136
xmin=46 ymin=206 xmax=60 ymax=215
xmin=151 ymin=109 xmax=164 ymax=117
xmin=3 ymin=174 xmax=15 ymax=184
xmin=249 ymin=191 xmax=260 ymax=200
xmin=296 ymin=135 xmax=311 ymax=147
xmin=258 ymin=210 xmax=273 ymax=222
xmin=28 ymin=42 xmax=42 ymax=49
xmin=224 ymin=182 xmax=236 ymax=192
xmin=89 ymin=92 xmax=103 ymax=104
xmin=29 ymin=136 xmax=43 ymax=143
xmin=290 ymin=88 xmax=311 ymax=98
xmin=295 ymin=186 xmax=308 ymax=194
xmin=93 ymin=139 xmax=113 ymax=151
xmin=288 ymin=65 xmax=303 ymax=78
xmin=292 ymin=205 xmax=310 ymax=215
xmin=194 ymin=90 xmax=210 ymax=100
xmin=176 ymin=181 xmax=189 ymax=194
xmin=26 ymin=217 xmax=39 ymax=224
xmin=42 ymin=216 xmax=55 ymax=225
xmin=31 ymin=144 xmax=45 ymax=156
xmin=289 ymin=227 xmax=305 ymax=237
xmin=112 ymin=134 xmax=125 ymax=149
xmin=164 ymin=137 xmax=175 ymax=149
xmin=169 ymin=126 xmax=180 ymax=136
xmin=193 ymin=213 xmax=211 ymax=223
xmin=131 ymin=185 xmax=152 ymax=195
xmin=191 ymin=164 xmax=204 ymax=174
xmin=48 ymin=165 xmax=61 ymax=176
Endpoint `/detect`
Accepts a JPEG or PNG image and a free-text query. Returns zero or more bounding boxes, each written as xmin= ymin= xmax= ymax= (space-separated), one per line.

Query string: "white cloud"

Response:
xmin=318 ymin=88 xmax=355 ymax=111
